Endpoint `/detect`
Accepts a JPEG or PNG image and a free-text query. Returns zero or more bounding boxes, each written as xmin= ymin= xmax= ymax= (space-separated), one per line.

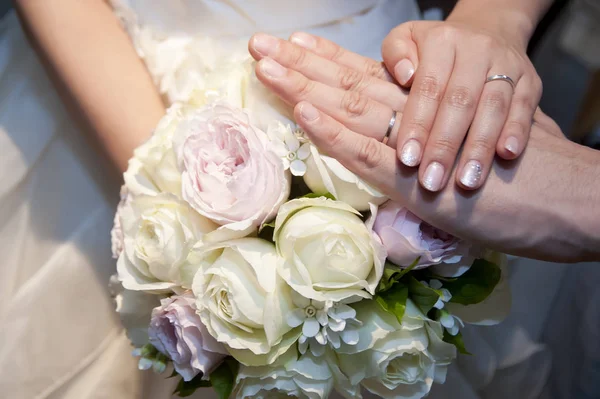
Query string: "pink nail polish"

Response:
xmin=260 ymin=58 xmax=287 ymax=78
xmin=422 ymin=162 xmax=444 ymax=192
xmin=460 ymin=160 xmax=483 ymax=188
xmin=394 ymin=59 xmax=415 ymax=85
xmin=400 ymin=140 xmax=421 ymax=167
xmin=252 ymin=33 xmax=279 ymax=56
xmin=504 ymin=136 xmax=519 ymax=155
xmin=290 ymin=32 xmax=316 ymax=49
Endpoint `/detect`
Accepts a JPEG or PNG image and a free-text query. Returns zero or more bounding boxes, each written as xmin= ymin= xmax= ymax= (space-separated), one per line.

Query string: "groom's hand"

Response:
xmin=248 ymin=32 xmax=600 ymax=262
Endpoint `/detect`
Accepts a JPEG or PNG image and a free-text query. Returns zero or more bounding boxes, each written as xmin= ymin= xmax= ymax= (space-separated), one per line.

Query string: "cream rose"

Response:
xmin=123 ymin=104 xmax=192 ymax=197
xmin=304 ymin=145 xmax=387 ymax=211
xmin=189 ymin=238 xmax=299 ymax=366
xmin=173 ymin=102 xmax=291 ymax=240
xmin=338 ymin=299 xmax=456 ymax=399
xmin=117 ymin=193 xmax=218 ymax=292
xmin=274 ymin=198 xmax=386 ymax=303
xmin=234 ymin=352 xmax=335 ymax=399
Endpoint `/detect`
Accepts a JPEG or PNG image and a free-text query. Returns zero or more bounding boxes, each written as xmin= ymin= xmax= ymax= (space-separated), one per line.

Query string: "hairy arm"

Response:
xmin=15 ymin=0 xmax=165 ymax=172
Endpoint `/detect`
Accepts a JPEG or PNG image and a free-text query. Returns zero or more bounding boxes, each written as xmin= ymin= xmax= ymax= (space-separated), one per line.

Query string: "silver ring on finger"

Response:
xmin=382 ymin=110 xmax=396 ymax=145
xmin=485 ymin=74 xmax=516 ymax=90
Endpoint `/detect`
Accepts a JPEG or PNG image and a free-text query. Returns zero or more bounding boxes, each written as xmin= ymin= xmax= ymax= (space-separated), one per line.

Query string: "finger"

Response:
xmin=382 ymin=22 xmax=422 ymax=87
xmin=249 ymin=33 xmax=407 ymax=110
xmin=496 ymin=74 xmax=542 ymax=159
xmin=395 ymin=36 xmax=455 ymax=177
xmin=287 ymin=32 xmax=393 ymax=82
xmin=255 ymin=57 xmax=402 ymax=146
xmin=455 ymin=72 xmax=518 ymax=190
xmin=294 ymin=101 xmax=405 ymax=195
xmin=417 ymin=55 xmax=489 ymax=191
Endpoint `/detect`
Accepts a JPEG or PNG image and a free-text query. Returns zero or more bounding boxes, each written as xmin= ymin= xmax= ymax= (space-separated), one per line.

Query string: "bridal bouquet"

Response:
xmin=111 ymin=60 xmax=510 ymax=399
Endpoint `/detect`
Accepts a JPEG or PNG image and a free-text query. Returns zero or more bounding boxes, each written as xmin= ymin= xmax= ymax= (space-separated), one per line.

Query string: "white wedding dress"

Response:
xmin=0 ymin=1 xmax=596 ymax=398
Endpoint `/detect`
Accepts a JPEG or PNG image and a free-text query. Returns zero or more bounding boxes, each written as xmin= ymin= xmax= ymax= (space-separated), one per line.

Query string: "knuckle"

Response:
xmin=357 ymin=137 xmax=383 ymax=169
xmin=328 ymin=124 xmax=346 ymax=148
xmin=504 ymin=120 xmax=526 ymax=137
xmin=432 ymin=25 xmax=457 ymax=42
xmin=431 ymin=134 xmax=460 ymax=155
xmin=341 ymin=91 xmax=370 ymax=117
xmin=511 ymin=94 xmax=535 ymax=113
xmin=289 ymin=46 xmax=309 ymax=68
xmin=330 ymin=44 xmax=346 ymax=62
xmin=470 ymin=135 xmax=497 ymax=154
xmin=337 ymin=67 xmax=364 ymax=91
xmin=416 ymin=74 xmax=442 ymax=102
xmin=481 ymin=90 xmax=508 ymax=113
xmin=444 ymin=85 xmax=475 ymax=110
xmin=475 ymin=34 xmax=495 ymax=52
xmin=296 ymin=78 xmax=315 ymax=99
xmin=365 ymin=60 xmax=386 ymax=79
xmin=406 ymin=119 xmax=430 ymax=137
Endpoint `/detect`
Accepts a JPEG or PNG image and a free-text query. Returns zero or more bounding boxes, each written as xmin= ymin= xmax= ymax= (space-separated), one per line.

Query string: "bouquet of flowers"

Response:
xmin=111 ymin=60 xmax=510 ymax=399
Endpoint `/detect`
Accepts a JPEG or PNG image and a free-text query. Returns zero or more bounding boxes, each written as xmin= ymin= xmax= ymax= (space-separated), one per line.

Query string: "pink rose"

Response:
xmin=148 ymin=293 xmax=228 ymax=381
xmin=174 ymin=102 xmax=290 ymax=238
xmin=373 ymin=201 xmax=474 ymax=273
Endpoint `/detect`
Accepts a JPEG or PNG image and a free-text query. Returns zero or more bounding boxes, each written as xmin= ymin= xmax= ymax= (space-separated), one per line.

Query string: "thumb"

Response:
xmin=382 ymin=21 xmax=419 ymax=87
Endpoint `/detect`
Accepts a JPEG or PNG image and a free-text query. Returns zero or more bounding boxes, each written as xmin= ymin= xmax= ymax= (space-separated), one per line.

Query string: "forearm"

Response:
xmin=16 ymin=0 xmax=165 ymax=172
xmin=409 ymin=123 xmax=600 ymax=263
xmin=448 ymin=0 xmax=554 ymax=48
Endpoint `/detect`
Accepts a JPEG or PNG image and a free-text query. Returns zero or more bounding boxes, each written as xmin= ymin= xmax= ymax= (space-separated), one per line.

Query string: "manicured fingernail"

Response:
xmin=300 ymin=103 xmax=319 ymax=121
xmin=504 ymin=136 xmax=519 ymax=155
xmin=252 ymin=33 xmax=279 ymax=56
xmin=400 ymin=140 xmax=422 ymax=167
xmin=394 ymin=59 xmax=415 ymax=85
xmin=260 ymin=58 xmax=287 ymax=78
xmin=460 ymin=160 xmax=483 ymax=189
xmin=290 ymin=32 xmax=316 ymax=49
xmin=422 ymin=162 xmax=444 ymax=192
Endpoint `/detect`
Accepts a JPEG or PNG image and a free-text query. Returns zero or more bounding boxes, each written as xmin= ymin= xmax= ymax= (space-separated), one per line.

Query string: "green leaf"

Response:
xmin=377 ymin=257 xmax=421 ymax=293
xmin=173 ymin=374 xmax=212 ymax=397
xmin=407 ymin=276 xmax=442 ymax=314
xmin=444 ymin=259 xmax=501 ymax=305
xmin=443 ymin=330 xmax=471 ymax=355
xmin=210 ymin=359 xmax=238 ymax=399
xmin=375 ymin=282 xmax=409 ymax=323
xmin=302 ymin=192 xmax=336 ymax=200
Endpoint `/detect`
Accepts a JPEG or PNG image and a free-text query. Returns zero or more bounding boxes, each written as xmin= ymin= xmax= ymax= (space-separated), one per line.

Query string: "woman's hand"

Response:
xmin=248 ymin=33 xmax=600 ymax=262
xmin=381 ymin=17 xmax=542 ymax=192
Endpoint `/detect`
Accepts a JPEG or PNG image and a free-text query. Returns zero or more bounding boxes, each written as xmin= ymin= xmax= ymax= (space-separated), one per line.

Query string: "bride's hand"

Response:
xmin=248 ymin=33 xmax=600 ymax=262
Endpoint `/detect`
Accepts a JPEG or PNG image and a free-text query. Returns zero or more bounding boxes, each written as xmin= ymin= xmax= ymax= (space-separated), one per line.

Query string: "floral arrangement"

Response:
xmin=111 ymin=61 xmax=510 ymax=399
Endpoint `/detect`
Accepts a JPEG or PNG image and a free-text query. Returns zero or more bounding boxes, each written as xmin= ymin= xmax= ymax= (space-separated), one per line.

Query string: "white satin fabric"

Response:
xmin=0 ymin=0 xmax=589 ymax=398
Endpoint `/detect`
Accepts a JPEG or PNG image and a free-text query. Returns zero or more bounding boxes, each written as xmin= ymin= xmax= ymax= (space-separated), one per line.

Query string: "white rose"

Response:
xmin=338 ymin=299 xmax=456 ymax=399
xmin=304 ymin=146 xmax=387 ymax=211
xmin=274 ymin=198 xmax=386 ymax=303
xmin=117 ymin=193 xmax=218 ymax=292
xmin=195 ymin=59 xmax=294 ymax=131
xmin=109 ymin=275 xmax=162 ymax=347
xmin=189 ymin=238 xmax=299 ymax=366
xmin=234 ymin=352 xmax=335 ymax=399
xmin=123 ymin=104 xmax=193 ymax=197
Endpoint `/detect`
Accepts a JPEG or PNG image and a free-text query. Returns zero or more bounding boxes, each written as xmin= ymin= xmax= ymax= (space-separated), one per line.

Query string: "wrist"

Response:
xmin=447 ymin=1 xmax=537 ymax=50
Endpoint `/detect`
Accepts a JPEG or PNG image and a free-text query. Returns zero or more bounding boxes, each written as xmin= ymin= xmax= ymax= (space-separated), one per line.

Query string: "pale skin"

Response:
xmin=249 ymin=33 xmax=600 ymax=263
xmin=291 ymin=0 xmax=554 ymax=192
xmin=15 ymin=0 xmax=165 ymax=173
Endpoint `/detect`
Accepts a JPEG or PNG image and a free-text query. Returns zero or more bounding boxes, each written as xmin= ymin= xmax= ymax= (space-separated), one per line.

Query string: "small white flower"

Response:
xmin=267 ymin=121 xmax=311 ymax=176
xmin=422 ymin=279 xmax=452 ymax=310
xmin=286 ymin=291 xmax=362 ymax=357
xmin=439 ymin=310 xmax=464 ymax=336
